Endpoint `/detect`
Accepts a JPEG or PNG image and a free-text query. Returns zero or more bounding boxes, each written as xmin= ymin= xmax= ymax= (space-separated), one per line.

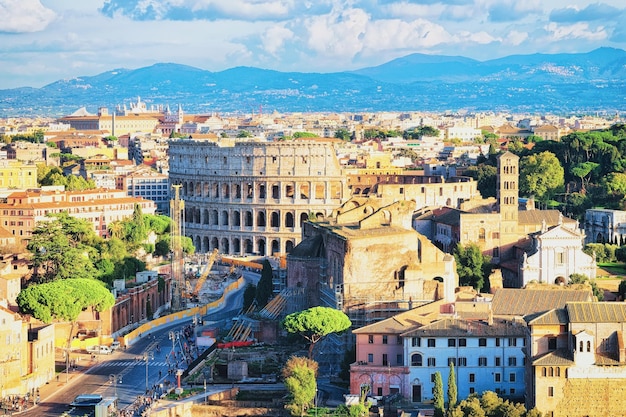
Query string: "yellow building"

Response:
xmin=0 ymin=160 xmax=37 ymax=189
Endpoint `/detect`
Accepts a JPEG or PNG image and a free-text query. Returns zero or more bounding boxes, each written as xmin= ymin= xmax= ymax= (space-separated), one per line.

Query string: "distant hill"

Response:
xmin=1 ymin=47 xmax=625 ymax=117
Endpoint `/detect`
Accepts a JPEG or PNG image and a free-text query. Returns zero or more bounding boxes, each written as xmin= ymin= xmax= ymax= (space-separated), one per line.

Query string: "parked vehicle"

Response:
xmin=71 ymin=394 xmax=103 ymax=407
xmin=110 ymin=341 xmax=121 ymax=351
xmin=86 ymin=345 xmax=112 ymax=355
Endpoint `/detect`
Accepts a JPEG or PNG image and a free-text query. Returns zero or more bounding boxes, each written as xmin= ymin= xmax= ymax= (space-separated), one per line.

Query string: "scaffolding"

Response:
xmin=170 ymin=184 xmax=185 ymax=311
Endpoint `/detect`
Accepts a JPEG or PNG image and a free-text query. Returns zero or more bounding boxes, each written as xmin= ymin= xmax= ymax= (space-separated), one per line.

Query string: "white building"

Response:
xmin=519 ymin=220 xmax=596 ymax=287
xmin=584 ymin=208 xmax=626 ymax=245
xmin=402 ymin=318 xmax=527 ymax=403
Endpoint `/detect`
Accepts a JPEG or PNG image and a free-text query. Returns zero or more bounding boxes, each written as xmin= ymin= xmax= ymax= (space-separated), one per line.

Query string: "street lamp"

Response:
xmin=144 ymin=350 xmax=154 ymax=394
xmin=109 ymin=374 xmax=122 ymax=398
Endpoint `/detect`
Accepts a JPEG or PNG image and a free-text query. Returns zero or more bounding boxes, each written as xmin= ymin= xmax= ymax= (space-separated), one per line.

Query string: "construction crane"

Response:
xmin=188 ymin=248 xmax=219 ymax=301
xmin=170 ymin=185 xmax=185 ymax=311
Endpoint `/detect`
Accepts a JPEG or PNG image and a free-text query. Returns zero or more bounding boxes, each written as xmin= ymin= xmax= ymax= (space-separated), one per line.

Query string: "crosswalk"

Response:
xmin=94 ymin=360 xmax=171 ymax=368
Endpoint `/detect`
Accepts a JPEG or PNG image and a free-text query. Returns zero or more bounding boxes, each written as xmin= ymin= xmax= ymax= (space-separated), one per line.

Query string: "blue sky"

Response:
xmin=1 ymin=0 xmax=625 ymax=89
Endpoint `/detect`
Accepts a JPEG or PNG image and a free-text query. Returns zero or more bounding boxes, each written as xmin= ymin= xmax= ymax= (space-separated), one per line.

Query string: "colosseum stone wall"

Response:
xmin=169 ymin=139 xmax=348 ymax=256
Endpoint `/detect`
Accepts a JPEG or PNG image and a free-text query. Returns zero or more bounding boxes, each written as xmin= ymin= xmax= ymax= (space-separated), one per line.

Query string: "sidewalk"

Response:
xmin=14 ymin=349 xmax=98 ymax=415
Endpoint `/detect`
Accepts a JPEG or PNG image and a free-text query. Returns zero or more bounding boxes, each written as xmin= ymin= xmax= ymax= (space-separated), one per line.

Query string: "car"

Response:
xmin=98 ymin=345 xmax=113 ymax=354
xmin=110 ymin=341 xmax=121 ymax=351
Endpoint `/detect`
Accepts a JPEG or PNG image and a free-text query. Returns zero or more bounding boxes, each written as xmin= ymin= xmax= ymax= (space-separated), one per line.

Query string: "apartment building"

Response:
xmin=0 ymin=188 xmax=156 ymax=242
xmin=0 ymin=159 xmax=38 ymax=189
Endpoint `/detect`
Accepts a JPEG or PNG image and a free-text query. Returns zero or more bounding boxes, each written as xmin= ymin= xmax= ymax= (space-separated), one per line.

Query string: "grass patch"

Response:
xmin=597 ymin=262 xmax=626 ymax=276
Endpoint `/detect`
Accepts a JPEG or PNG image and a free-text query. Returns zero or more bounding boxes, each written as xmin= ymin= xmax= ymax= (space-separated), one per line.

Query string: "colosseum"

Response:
xmin=168 ymin=139 xmax=348 ymax=256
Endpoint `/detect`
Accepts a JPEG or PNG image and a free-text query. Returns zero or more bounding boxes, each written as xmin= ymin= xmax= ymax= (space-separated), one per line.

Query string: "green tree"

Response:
xmin=17 ymin=278 xmax=115 ymax=324
xmin=453 ymin=243 xmax=489 ymax=292
xmin=447 ymin=362 xmax=457 ymax=410
xmin=569 ymin=273 xmax=604 ymax=301
xmin=465 ymin=164 xmax=497 ymax=199
xmin=571 ymin=162 xmax=600 ymax=194
xmin=242 ymin=284 xmax=257 ymax=313
xmin=282 ymin=356 xmax=317 ymax=416
xmin=255 ymin=259 xmax=274 ymax=308
xmin=293 ymin=132 xmax=318 ymax=138
xmin=27 ymin=213 xmax=98 ymax=283
xmin=433 ymin=371 xmax=444 ymax=417
xmin=519 ymin=151 xmax=564 ymax=201
xmin=282 ymin=306 xmax=352 ymax=359
xmin=335 ymin=128 xmax=352 ymax=141
xmin=237 ymin=130 xmax=253 ymax=138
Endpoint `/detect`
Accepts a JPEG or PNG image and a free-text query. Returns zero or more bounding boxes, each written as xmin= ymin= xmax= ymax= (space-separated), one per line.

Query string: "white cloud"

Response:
xmin=544 ymin=22 xmax=608 ymax=42
xmin=504 ymin=30 xmax=529 ymax=46
xmin=261 ymin=25 xmax=294 ymax=57
xmin=361 ymin=18 xmax=453 ymax=53
xmin=304 ymin=7 xmax=369 ymax=59
xmin=0 ymin=0 xmax=56 ymax=33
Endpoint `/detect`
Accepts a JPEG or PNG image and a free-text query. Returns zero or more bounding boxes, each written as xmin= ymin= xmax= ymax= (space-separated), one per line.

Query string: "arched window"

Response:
xmin=285 ymin=212 xmax=294 ymax=228
xmin=271 ymin=211 xmax=280 ymax=228
xmin=541 ymin=367 xmax=546 ymax=377
xmin=411 ymin=353 xmax=423 ymax=367
xmin=479 ymin=228 xmax=486 ymax=241
xmin=579 ymin=341 xmax=583 ymax=352
xmin=548 ymin=367 xmax=553 ymax=377
xmin=587 ymin=341 xmax=591 ymax=352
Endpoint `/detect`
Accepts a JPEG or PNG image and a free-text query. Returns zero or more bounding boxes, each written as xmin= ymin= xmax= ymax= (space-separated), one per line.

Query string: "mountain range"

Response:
xmin=2 ymin=47 xmax=626 ymax=117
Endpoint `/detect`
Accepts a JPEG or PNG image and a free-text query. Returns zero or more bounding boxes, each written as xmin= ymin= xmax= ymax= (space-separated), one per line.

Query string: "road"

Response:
xmin=20 ymin=272 xmax=256 ymax=417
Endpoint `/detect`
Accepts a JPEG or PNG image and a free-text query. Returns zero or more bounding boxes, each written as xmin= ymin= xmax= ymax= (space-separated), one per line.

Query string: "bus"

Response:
xmin=70 ymin=394 xmax=103 ymax=407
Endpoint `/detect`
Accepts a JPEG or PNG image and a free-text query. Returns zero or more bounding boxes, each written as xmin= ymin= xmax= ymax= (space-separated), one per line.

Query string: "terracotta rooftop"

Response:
xmin=566 ymin=302 xmax=626 ymax=323
xmin=492 ymin=288 xmax=593 ymax=318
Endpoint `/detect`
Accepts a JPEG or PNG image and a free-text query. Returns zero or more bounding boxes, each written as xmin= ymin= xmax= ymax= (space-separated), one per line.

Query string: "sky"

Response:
xmin=0 ymin=0 xmax=625 ymax=90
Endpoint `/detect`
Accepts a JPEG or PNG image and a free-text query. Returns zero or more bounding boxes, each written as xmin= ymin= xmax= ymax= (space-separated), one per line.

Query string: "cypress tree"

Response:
xmin=447 ymin=362 xmax=457 ymax=410
xmin=256 ymin=259 xmax=274 ymax=308
xmin=433 ymin=371 xmax=444 ymax=417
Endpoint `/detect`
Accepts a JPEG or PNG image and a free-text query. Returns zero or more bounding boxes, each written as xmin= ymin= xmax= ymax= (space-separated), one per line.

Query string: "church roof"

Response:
xmin=566 ymin=302 xmax=626 ymax=323
xmin=492 ymin=288 xmax=593 ymax=318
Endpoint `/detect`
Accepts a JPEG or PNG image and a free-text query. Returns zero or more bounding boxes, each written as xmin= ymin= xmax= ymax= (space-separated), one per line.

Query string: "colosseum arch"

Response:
xmin=257 ymin=211 xmax=266 ymax=227
xmin=211 ymin=237 xmax=219 ymax=251
xmin=204 ymin=183 xmax=210 ymax=197
xmin=245 ymin=211 xmax=253 ymax=227
xmin=221 ymin=238 xmax=229 ymax=254
xmin=232 ymin=211 xmax=241 ymax=227
xmin=203 ymin=209 xmax=209 ymax=224
xmin=285 ymin=212 xmax=294 ymax=228
xmin=244 ymin=239 xmax=253 ymax=254
xmin=285 ymin=183 xmax=295 ymax=198
xmin=300 ymin=212 xmax=308 ymax=226
xmin=189 ymin=181 xmax=194 ymax=196
xmin=211 ymin=210 xmax=219 ymax=226
xmin=257 ymin=239 xmax=266 ymax=256
xmin=183 ymin=182 xmax=188 ymax=196
xmin=195 ymin=236 xmax=201 ymax=251
xmin=234 ymin=184 xmax=242 ymax=199
xmin=272 ymin=183 xmax=280 ymax=199
xmin=212 ymin=183 xmax=219 ymax=198
xmin=194 ymin=208 xmax=201 ymax=224
xmin=233 ymin=238 xmax=241 ymax=254
xmin=258 ymin=183 xmax=266 ymax=199
xmin=195 ymin=182 xmax=201 ymax=196
xmin=271 ymin=211 xmax=280 ymax=228
xmin=286 ymin=240 xmax=294 ymax=253
xmin=315 ymin=183 xmax=325 ymax=199
xmin=222 ymin=184 xmax=230 ymax=198
xmin=271 ymin=239 xmax=279 ymax=256
xmin=221 ymin=211 xmax=229 ymax=226
xmin=203 ymin=237 xmax=209 ymax=253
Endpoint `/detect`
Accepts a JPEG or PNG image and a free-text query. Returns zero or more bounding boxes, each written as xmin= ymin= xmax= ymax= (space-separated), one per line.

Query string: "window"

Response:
xmin=368 ymin=353 xmax=373 ymax=363
xmin=510 ymin=373 xmax=516 ymax=383
xmin=411 ymin=354 xmax=423 ymax=367
xmin=548 ymin=337 xmax=557 ymax=350
xmin=556 ymin=250 xmax=565 ymax=265
xmin=495 ymin=338 xmax=501 ymax=347
xmin=427 ymin=339 xmax=436 ymax=347
xmin=458 ymin=338 xmax=466 ymax=347
xmin=548 ymin=387 xmax=554 ymax=397
xmin=508 ymin=357 xmax=517 ymax=366
xmin=397 ymin=354 xmax=403 ymax=365
xmin=368 ymin=335 xmax=374 ymax=344
xmin=448 ymin=358 xmax=456 ymax=366
xmin=427 ymin=357 xmax=436 ymax=367
xmin=469 ymin=373 xmax=475 ymax=383
xmin=382 ymin=354 xmax=388 ymax=366
xmin=448 ymin=338 xmax=456 ymax=347
xmin=382 ymin=335 xmax=388 ymax=345
xmin=469 ymin=387 xmax=475 ymax=394
xmin=509 ymin=338 xmax=517 ymax=347
xmin=494 ymin=373 xmax=501 ymax=383
xmin=495 ymin=357 xmax=501 ymax=366
xmin=478 ymin=357 xmax=487 ymax=367
xmin=412 ymin=337 xmax=421 ymax=347
xmin=458 ymin=357 xmax=467 ymax=367
xmin=479 ymin=338 xmax=487 ymax=347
